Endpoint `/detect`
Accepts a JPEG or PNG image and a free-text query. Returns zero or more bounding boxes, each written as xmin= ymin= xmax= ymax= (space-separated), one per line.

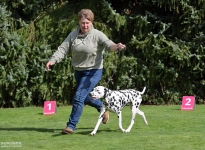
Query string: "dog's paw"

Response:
xmin=120 ymin=128 xmax=126 ymax=133
xmin=90 ymin=132 xmax=96 ymax=136
xmin=125 ymin=129 xmax=131 ymax=133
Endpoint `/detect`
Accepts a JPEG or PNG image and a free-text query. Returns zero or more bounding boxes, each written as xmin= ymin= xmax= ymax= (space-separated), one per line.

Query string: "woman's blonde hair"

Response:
xmin=78 ymin=9 xmax=94 ymax=22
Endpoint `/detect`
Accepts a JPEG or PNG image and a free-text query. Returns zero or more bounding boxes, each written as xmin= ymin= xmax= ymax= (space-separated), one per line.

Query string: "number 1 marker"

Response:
xmin=43 ymin=101 xmax=57 ymax=115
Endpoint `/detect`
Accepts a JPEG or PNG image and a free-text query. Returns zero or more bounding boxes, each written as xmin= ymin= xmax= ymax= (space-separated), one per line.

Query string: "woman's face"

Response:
xmin=79 ymin=18 xmax=92 ymax=34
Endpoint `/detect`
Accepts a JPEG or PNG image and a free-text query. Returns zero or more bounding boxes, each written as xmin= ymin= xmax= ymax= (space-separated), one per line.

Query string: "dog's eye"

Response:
xmin=96 ymin=89 xmax=101 ymax=94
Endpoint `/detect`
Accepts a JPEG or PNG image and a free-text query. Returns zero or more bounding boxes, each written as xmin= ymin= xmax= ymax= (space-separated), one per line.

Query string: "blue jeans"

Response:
xmin=67 ymin=69 xmax=103 ymax=131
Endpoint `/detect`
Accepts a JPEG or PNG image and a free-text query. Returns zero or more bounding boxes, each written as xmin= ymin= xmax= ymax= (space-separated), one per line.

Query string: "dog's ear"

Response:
xmin=104 ymin=87 xmax=109 ymax=95
xmin=104 ymin=87 xmax=108 ymax=92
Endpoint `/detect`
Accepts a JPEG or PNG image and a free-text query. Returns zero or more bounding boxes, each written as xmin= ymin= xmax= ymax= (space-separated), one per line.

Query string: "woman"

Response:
xmin=46 ymin=9 xmax=126 ymax=134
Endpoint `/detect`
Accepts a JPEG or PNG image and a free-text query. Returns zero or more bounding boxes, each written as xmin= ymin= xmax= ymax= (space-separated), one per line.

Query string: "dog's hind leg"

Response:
xmin=125 ymin=106 xmax=148 ymax=132
xmin=136 ymin=109 xmax=148 ymax=125
xmin=90 ymin=106 xmax=106 ymax=136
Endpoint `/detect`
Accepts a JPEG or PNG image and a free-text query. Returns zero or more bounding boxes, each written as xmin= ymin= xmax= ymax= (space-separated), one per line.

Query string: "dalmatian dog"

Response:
xmin=89 ymin=86 xmax=148 ymax=136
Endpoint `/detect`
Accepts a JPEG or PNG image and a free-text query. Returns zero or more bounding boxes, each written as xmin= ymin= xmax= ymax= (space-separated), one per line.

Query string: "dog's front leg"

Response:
xmin=90 ymin=106 xmax=106 ymax=136
xmin=117 ymin=111 xmax=125 ymax=132
xmin=125 ymin=107 xmax=136 ymax=132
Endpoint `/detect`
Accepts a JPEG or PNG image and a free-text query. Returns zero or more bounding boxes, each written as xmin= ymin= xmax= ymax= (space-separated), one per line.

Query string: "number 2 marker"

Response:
xmin=181 ymin=96 xmax=195 ymax=110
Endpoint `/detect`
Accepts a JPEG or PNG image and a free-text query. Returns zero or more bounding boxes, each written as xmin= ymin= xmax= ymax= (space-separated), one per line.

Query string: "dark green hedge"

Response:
xmin=0 ymin=0 xmax=205 ymax=107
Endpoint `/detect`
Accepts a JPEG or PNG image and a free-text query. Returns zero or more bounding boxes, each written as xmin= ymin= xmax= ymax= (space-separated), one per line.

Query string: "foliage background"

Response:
xmin=0 ymin=0 xmax=205 ymax=107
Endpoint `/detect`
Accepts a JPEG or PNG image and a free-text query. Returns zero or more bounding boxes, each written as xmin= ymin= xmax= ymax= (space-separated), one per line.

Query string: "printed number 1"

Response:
xmin=47 ymin=103 xmax=51 ymax=110
xmin=185 ymin=98 xmax=191 ymax=106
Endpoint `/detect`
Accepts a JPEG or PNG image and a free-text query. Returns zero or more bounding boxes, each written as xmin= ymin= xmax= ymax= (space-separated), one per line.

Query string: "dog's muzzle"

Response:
xmin=89 ymin=93 xmax=98 ymax=100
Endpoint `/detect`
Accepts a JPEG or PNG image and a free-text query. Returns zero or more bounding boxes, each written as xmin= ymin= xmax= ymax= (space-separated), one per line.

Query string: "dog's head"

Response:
xmin=90 ymin=86 xmax=108 ymax=100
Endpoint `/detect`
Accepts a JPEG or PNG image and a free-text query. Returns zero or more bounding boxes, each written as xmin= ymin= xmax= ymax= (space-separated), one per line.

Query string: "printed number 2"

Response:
xmin=185 ymin=98 xmax=191 ymax=106
xmin=47 ymin=103 xmax=51 ymax=110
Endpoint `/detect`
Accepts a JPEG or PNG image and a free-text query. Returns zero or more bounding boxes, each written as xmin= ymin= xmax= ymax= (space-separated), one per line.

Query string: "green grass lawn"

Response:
xmin=0 ymin=105 xmax=205 ymax=150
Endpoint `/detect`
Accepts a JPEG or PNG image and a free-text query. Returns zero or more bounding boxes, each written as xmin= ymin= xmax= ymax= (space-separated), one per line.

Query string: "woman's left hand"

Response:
xmin=117 ymin=43 xmax=126 ymax=51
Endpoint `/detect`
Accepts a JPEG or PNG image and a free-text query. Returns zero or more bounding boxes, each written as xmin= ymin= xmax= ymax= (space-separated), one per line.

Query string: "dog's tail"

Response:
xmin=139 ymin=87 xmax=146 ymax=94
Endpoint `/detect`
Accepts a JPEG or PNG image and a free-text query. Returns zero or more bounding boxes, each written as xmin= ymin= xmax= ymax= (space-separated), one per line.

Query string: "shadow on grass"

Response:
xmin=0 ymin=127 xmax=61 ymax=133
xmin=77 ymin=127 xmax=119 ymax=135
xmin=52 ymin=127 xmax=119 ymax=137
xmin=171 ymin=108 xmax=181 ymax=110
xmin=0 ymin=127 xmax=119 ymax=137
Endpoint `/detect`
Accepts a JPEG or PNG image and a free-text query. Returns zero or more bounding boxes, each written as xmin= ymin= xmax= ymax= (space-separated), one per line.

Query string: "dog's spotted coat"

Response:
xmin=89 ymin=86 xmax=148 ymax=135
